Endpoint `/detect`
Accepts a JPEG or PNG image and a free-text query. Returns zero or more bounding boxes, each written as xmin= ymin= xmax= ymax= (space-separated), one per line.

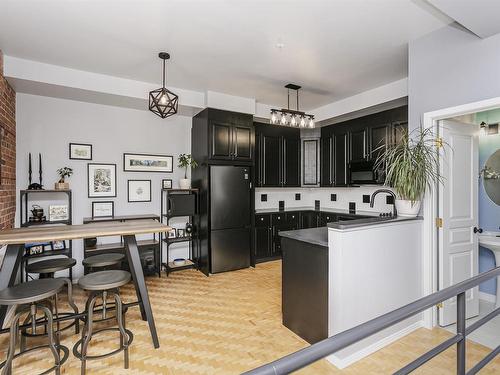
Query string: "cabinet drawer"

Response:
xmin=321 ymin=213 xmax=337 ymax=224
xmin=255 ymin=214 xmax=271 ymax=228
xmin=272 ymin=213 xmax=285 ymax=225
xmin=286 ymin=212 xmax=300 ymax=227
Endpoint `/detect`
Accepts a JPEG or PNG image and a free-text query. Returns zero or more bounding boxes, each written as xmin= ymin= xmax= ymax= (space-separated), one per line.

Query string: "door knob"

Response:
xmin=473 ymin=227 xmax=483 ymax=234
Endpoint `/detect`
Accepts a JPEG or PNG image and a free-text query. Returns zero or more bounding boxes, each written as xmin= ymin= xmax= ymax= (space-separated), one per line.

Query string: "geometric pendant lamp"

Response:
xmin=148 ymin=52 xmax=179 ymax=118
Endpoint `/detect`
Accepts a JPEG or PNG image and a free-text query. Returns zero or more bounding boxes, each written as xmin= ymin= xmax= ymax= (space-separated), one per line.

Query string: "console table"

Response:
xmin=0 ymin=219 xmax=170 ymax=348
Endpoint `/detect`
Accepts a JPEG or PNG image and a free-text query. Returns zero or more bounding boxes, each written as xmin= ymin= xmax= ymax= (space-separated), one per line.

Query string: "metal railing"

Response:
xmin=244 ymin=266 xmax=500 ymax=375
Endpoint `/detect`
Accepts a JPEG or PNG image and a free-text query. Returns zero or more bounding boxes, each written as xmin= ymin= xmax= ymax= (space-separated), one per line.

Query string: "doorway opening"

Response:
xmin=437 ymin=109 xmax=500 ymax=350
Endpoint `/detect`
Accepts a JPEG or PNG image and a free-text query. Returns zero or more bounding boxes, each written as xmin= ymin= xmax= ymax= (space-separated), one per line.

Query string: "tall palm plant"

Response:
xmin=375 ymin=126 xmax=443 ymax=210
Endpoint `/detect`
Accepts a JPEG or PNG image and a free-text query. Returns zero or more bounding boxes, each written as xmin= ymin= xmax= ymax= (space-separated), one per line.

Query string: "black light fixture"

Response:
xmin=149 ymin=52 xmax=178 ymax=119
xmin=479 ymin=121 xmax=487 ymax=136
xmin=270 ymin=84 xmax=315 ymax=128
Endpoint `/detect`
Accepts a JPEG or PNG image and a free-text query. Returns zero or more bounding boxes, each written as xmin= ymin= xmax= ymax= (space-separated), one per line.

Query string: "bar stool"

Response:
xmin=24 ymin=257 xmax=79 ymax=340
xmin=0 ymin=279 xmax=69 ymax=375
xmin=82 ymin=253 xmax=125 ymax=272
xmin=73 ymin=270 xmax=133 ymax=374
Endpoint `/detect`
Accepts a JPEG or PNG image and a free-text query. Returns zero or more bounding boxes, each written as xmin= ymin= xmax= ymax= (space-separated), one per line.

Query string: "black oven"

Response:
xmin=349 ymin=160 xmax=383 ymax=185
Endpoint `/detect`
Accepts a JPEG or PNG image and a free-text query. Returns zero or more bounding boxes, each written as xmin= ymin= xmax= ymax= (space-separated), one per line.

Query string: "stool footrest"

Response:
xmin=72 ymin=327 xmax=133 ymax=360
xmin=0 ymin=344 xmax=69 ymax=375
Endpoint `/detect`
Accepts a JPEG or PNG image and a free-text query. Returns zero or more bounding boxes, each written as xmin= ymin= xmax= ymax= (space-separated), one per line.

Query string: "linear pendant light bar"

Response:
xmin=270 ymin=84 xmax=315 ymax=128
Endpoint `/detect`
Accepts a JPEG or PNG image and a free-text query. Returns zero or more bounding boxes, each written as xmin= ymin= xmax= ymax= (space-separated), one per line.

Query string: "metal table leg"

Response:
xmin=0 ymin=244 xmax=23 ymax=328
xmin=123 ymin=235 xmax=159 ymax=348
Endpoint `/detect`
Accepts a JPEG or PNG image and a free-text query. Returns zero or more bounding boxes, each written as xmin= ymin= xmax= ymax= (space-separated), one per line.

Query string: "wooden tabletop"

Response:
xmin=0 ymin=220 xmax=171 ymax=245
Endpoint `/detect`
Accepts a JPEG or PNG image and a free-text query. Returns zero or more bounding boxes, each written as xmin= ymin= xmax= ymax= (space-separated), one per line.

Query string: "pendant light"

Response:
xmin=270 ymin=84 xmax=315 ymax=128
xmin=148 ymin=52 xmax=179 ymax=119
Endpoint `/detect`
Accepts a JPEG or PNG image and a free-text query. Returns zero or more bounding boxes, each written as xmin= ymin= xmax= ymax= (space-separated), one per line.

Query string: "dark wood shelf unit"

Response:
xmin=160 ymin=188 xmax=200 ymax=276
xmin=19 ymin=189 xmax=73 ymax=281
xmin=82 ymin=214 xmax=161 ymax=277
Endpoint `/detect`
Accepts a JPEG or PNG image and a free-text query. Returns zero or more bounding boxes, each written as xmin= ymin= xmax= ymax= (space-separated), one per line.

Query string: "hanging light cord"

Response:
xmin=162 ymin=58 xmax=166 ymax=89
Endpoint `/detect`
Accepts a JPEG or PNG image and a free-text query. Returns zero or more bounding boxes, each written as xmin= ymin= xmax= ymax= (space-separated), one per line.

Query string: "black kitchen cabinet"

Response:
xmin=192 ymin=108 xmax=254 ymax=166
xmin=320 ymin=135 xmax=333 ymax=187
xmin=370 ymin=124 xmax=390 ymax=160
xmin=319 ymin=212 xmax=337 ymax=227
xmin=254 ymin=214 xmax=272 ymax=259
xmin=349 ymin=128 xmax=367 ymax=162
xmin=333 ymin=131 xmax=348 ymax=186
xmin=254 ymin=123 xmax=301 ymax=187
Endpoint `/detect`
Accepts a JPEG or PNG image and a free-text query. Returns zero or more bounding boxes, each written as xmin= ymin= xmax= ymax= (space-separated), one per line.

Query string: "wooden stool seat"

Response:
xmin=82 ymin=253 xmax=124 ymax=268
xmin=26 ymin=257 xmax=76 ymax=274
xmin=0 ymin=279 xmax=64 ymax=305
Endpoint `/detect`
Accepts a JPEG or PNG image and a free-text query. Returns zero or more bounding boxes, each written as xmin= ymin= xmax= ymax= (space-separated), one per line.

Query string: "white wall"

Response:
xmin=16 ymin=93 xmax=192 ymax=278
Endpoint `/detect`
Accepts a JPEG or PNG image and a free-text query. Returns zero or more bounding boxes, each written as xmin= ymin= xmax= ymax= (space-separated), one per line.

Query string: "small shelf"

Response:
xmin=21 ymin=220 xmax=71 ymax=227
xmin=20 ymin=189 xmax=71 ymax=193
xmin=162 ymin=259 xmax=195 ymax=272
xmin=85 ymin=239 xmax=159 ymax=254
xmin=23 ymin=248 xmax=71 ymax=259
xmin=163 ymin=236 xmax=196 ymax=244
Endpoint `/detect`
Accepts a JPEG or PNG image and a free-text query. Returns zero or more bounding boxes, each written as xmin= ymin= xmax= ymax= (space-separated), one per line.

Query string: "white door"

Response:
xmin=439 ymin=119 xmax=479 ymax=326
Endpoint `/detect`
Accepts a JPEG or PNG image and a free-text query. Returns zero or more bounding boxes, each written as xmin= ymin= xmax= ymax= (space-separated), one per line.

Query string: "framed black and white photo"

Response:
xmin=88 ymin=163 xmax=117 ymax=198
xmin=127 ymin=179 xmax=151 ymax=202
xmin=69 ymin=143 xmax=92 ymax=160
xmin=162 ymin=179 xmax=172 ymax=189
xmin=51 ymin=240 xmax=66 ymax=250
xmin=48 ymin=204 xmax=69 ymax=221
xmin=92 ymin=201 xmax=114 ymax=218
xmin=167 ymin=228 xmax=177 ymax=238
xmin=177 ymin=228 xmax=185 ymax=238
xmin=123 ymin=153 xmax=173 ymax=173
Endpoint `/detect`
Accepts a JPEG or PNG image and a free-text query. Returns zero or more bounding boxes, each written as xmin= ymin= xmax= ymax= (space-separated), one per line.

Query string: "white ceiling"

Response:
xmin=0 ymin=0 xmax=451 ymax=110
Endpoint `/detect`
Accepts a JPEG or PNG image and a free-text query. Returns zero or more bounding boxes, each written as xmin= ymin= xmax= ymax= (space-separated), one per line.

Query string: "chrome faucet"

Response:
xmin=370 ymin=189 xmax=397 ymax=217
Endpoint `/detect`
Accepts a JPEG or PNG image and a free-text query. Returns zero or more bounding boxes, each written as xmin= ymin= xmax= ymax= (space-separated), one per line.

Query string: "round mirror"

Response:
xmin=482 ymin=149 xmax=500 ymax=205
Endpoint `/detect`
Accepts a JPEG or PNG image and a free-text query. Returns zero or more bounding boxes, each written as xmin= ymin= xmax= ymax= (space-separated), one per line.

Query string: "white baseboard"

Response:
xmin=479 ymin=291 xmax=496 ymax=304
xmin=327 ymin=320 xmax=424 ymax=369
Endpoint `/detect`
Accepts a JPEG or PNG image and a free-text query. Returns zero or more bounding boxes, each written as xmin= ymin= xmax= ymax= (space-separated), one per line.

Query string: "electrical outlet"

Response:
xmin=279 ymin=201 xmax=285 ymax=211
xmin=315 ymin=200 xmax=320 ymax=210
xmin=295 ymin=193 xmax=301 ymax=200
xmin=362 ymin=195 xmax=370 ymax=203
xmin=331 ymin=194 xmax=337 ymax=201
xmin=349 ymin=202 xmax=356 ymax=213
xmin=261 ymin=194 xmax=267 ymax=202
xmin=386 ymin=195 xmax=394 ymax=205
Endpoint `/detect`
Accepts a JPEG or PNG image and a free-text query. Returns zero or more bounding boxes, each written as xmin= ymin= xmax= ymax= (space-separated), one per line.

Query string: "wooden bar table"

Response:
xmin=0 ymin=219 xmax=171 ymax=348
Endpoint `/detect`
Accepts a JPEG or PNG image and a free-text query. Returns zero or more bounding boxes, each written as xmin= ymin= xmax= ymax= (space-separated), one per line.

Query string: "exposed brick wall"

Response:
xmin=0 ymin=50 xmax=16 ymax=229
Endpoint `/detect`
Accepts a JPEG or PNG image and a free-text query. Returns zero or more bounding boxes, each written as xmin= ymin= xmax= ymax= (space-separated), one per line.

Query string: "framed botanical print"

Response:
xmin=162 ymin=179 xmax=172 ymax=189
xmin=69 ymin=143 xmax=92 ymax=160
xmin=123 ymin=153 xmax=173 ymax=173
xmin=92 ymin=201 xmax=114 ymax=218
xmin=87 ymin=163 xmax=117 ymax=198
xmin=127 ymin=179 xmax=152 ymax=202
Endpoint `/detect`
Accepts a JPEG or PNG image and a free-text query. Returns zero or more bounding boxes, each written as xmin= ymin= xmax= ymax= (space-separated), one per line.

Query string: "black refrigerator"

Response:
xmin=209 ymin=165 xmax=251 ymax=273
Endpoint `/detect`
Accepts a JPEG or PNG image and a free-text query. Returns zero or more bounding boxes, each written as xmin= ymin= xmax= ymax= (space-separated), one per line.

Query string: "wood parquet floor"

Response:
xmin=0 ymin=260 xmax=498 ymax=374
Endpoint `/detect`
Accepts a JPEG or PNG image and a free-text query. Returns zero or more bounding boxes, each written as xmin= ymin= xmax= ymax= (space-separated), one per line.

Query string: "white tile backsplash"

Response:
xmin=255 ymin=186 xmax=395 ymax=214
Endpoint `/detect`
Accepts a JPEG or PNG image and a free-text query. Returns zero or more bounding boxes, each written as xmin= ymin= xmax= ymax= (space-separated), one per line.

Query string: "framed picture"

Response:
xmin=162 ymin=179 xmax=172 ymax=189
xmin=88 ymin=163 xmax=117 ymax=198
xmin=167 ymin=228 xmax=177 ymax=238
xmin=24 ymin=242 xmax=50 ymax=256
xmin=49 ymin=205 xmax=69 ymax=221
xmin=92 ymin=201 xmax=114 ymax=218
xmin=69 ymin=143 xmax=92 ymax=160
xmin=51 ymin=240 xmax=66 ymax=250
xmin=177 ymin=229 xmax=185 ymax=238
xmin=123 ymin=153 xmax=173 ymax=173
xmin=127 ymin=179 xmax=152 ymax=202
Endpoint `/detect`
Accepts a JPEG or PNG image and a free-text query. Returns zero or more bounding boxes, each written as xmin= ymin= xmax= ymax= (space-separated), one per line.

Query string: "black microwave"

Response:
xmin=349 ymin=160 xmax=384 ymax=184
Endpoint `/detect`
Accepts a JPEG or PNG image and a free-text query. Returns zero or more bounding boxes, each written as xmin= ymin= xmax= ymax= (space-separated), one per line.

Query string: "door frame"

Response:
xmin=421 ymin=96 xmax=500 ymax=329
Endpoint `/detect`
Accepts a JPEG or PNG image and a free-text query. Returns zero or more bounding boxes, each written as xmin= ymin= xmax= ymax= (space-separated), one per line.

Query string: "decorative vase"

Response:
xmin=54 ymin=182 xmax=69 ymax=190
xmin=395 ymin=199 xmax=421 ymax=217
xmin=179 ymin=178 xmax=191 ymax=189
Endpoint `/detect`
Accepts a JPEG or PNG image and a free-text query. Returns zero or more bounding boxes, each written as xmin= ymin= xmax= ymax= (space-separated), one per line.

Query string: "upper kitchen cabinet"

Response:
xmin=192 ymin=108 xmax=254 ymax=165
xmin=254 ymin=123 xmax=301 ymax=187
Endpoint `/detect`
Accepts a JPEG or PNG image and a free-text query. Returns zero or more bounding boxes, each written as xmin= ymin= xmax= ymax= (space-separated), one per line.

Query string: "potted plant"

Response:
xmin=375 ymin=127 xmax=443 ymax=217
xmin=55 ymin=167 xmax=73 ymax=190
xmin=177 ymin=154 xmax=198 ymax=189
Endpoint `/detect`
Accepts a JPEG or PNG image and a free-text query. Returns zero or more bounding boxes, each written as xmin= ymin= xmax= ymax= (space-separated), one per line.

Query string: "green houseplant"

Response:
xmin=375 ymin=127 xmax=443 ymax=217
xmin=55 ymin=167 xmax=73 ymax=190
xmin=177 ymin=154 xmax=198 ymax=189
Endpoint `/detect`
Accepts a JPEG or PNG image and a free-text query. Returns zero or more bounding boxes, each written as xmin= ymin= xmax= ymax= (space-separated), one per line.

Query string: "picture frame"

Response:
xmin=127 ymin=179 xmax=152 ymax=202
xmin=92 ymin=201 xmax=114 ymax=218
xmin=167 ymin=228 xmax=177 ymax=238
xmin=24 ymin=242 xmax=50 ymax=256
xmin=88 ymin=163 xmax=117 ymax=198
xmin=123 ymin=153 xmax=173 ymax=173
xmin=177 ymin=228 xmax=185 ymax=238
xmin=69 ymin=143 xmax=92 ymax=160
xmin=162 ymin=179 xmax=172 ymax=189
xmin=51 ymin=240 xmax=66 ymax=250
xmin=48 ymin=205 xmax=69 ymax=222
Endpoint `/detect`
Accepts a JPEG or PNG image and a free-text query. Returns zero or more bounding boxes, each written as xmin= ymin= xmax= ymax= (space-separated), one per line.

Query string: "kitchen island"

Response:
xmin=279 ymin=215 xmax=423 ymax=369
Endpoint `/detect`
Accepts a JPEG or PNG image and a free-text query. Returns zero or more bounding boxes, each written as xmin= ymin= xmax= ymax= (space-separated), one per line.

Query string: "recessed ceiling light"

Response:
xmin=276 ymin=42 xmax=285 ymax=49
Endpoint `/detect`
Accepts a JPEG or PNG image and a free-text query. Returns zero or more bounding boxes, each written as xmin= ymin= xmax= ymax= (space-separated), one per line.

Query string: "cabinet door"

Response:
xmin=233 ymin=125 xmax=253 ymax=161
xmin=392 ymin=121 xmax=408 ymax=146
xmin=334 ymin=132 xmax=348 ymax=186
xmin=286 ymin=212 xmax=300 ymax=230
xmin=320 ymin=136 xmax=333 ymax=186
xmin=262 ymin=134 xmax=281 ymax=187
xmin=283 ymin=137 xmax=301 ymax=187
xmin=370 ymin=124 xmax=389 ymax=160
xmin=210 ymin=122 xmax=232 ymax=160
xmin=349 ymin=128 xmax=367 ymax=162
xmin=254 ymin=226 xmax=272 ymax=259
xmin=254 ymin=132 xmax=263 ymax=186
xmin=319 ymin=212 xmax=337 ymax=226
